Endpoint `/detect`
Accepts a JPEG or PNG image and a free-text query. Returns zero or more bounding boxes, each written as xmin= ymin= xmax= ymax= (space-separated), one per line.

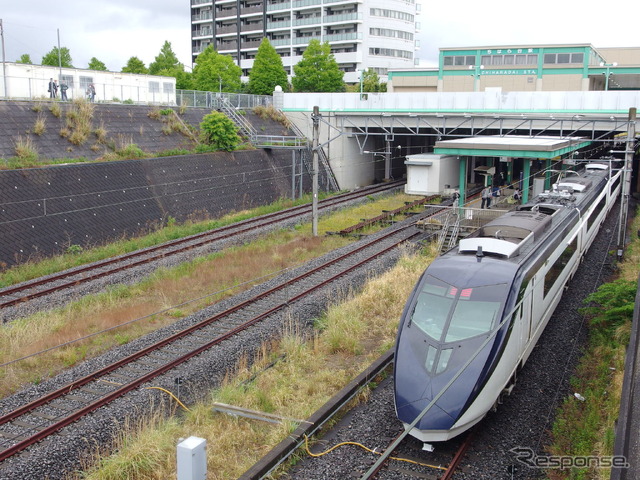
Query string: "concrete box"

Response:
xmin=404 ymin=154 xmax=459 ymax=195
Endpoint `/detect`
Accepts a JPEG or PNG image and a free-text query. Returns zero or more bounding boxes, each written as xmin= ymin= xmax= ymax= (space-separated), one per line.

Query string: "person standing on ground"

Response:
xmin=60 ymin=81 xmax=68 ymax=101
xmin=48 ymin=78 xmax=55 ymax=98
xmin=87 ymin=83 xmax=96 ymax=102
xmin=53 ymin=80 xmax=59 ymax=98
xmin=481 ymin=186 xmax=492 ymax=209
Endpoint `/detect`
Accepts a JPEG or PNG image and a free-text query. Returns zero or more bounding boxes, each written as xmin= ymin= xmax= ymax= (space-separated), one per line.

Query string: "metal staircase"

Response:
xmin=437 ymin=210 xmax=461 ymax=254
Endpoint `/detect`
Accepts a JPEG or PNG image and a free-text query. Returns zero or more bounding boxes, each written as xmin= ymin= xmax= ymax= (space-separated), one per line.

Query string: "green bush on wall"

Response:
xmin=199 ymin=111 xmax=240 ymax=152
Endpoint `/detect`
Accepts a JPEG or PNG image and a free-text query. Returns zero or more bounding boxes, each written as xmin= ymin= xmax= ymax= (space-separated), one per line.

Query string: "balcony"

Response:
xmin=267 ymin=1 xmax=292 ymax=10
xmin=323 ymin=32 xmax=362 ymax=42
xmin=217 ymin=41 xmax=238 ymax=51
xmin=324 ymin=12 xmax=362 ymax=23
xmin=216 ymin=25 xmax=238 ymax=35
xmin=293 ymin=0 xmax=322 ymax=7
xmin=192 ymin=11 xmax=213 ymax=21
xmin=292 ymin=35 xmax=321 ymax=45
xmin=238 ymin=4 xmax=263 ymax=15
xmin=267 ymin=19 xmax=291 ymax=29
xmin=241 ymin=38 xmax=263 ymax=49
xmin=193 ymin=27 xmax=214 ymax=37
xmin=241 ymin=22 xmax=264 ymax=32
xmin=216 ymin=7 xmax=238 ymax=18
xmin=271 ymin=38 xmax=292 ymax=46
xmin=293 ymin=15 xmax=321 ymax=26
xmin=191 ymin=0 xmax=212 ymax=5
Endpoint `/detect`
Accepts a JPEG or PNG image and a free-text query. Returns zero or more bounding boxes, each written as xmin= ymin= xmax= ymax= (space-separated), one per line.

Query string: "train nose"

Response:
xmin=394 ymin=340 xmax=491 ymax=430
xmin=396 ymin=394 xmax=457 ymax=430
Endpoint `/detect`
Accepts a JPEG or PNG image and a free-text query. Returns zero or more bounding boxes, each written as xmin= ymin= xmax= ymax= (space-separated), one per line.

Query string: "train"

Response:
xmin=393 ymin=161 xmax=622 ymax=443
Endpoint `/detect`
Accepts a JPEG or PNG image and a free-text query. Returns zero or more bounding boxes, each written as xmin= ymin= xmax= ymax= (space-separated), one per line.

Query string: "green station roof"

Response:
xmin=434 ymin=135 xmax=591 ymax=158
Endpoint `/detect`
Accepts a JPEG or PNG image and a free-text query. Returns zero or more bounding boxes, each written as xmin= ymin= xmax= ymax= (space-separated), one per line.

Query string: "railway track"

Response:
xmin=0 ymin=181 xmax=405 ymax=317
xmin=0 ymin=220 xmax=422 ymax=464
xmin=240 ymin=345 xmax=474 ymax=480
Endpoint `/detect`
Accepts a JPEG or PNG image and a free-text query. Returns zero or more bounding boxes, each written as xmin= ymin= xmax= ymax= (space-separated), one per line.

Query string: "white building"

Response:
xmin=190 ymin=0 xmax=420 ymax=83
xmin=0 ymin=63 xmax=176 ymax=104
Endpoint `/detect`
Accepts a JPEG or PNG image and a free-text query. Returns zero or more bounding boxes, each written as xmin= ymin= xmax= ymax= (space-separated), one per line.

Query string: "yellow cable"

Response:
xmin=303 ymin=435 xmax=446 ymax=471
xmin=94 ymin=379 xmax=190 ymax=412
xmin=145 ymin=386 xmax=192 ymax=412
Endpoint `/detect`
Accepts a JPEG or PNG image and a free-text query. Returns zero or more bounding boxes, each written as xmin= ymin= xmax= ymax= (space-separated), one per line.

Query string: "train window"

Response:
xmin=587 ymin=196 xmax=606 ymax=231
xmin=445 ymin=284 xmax=507 ymax=342
xmin=425 ymin=345 xmax=437 ymax=372
xmin=410 ymin=276 xmax=454 ymax=341
xmin=411 ymin=277 xmax=507 ymax=343
xmin=436 ymin=348 xmax=453 ymax=374
xmin=543 ymin=237 xmax=578 ymax=297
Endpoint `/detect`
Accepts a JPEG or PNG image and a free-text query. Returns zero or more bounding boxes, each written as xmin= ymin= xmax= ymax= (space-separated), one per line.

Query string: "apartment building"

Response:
xmin=190 ymin=0 xmax=420 ymax=83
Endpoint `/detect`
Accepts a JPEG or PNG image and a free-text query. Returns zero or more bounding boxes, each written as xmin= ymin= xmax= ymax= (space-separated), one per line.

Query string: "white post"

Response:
xmin=177 ymin=436 xmax=207 ymax=480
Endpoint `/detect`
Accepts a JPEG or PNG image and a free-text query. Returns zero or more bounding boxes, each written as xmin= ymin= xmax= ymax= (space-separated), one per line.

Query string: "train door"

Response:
xmin=517 ymin=277 xmax=534 ymax=362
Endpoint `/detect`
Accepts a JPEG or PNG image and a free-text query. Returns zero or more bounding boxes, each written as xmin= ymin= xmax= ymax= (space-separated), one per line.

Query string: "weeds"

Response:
xmin=33 ymin=114 xmax=46 ymax=136
xmin=93 ymin=122 xmax=108 ymax=143
xmin=49 ymin=102 xmax=62 ymax=118
xmin=13 ymin=135 xmax=39 ymax=161
xmin=78 ymin=245 xmax=434 ymax=479
xmin=64 ymin=98 xmax=95 ymax=146
xmin=253 ymin=104 xmax=291 ymax=128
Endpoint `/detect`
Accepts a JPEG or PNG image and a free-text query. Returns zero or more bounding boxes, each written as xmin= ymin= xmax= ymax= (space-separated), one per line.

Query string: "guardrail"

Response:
xmin=611 ymin=272 xmax=640 ymax=480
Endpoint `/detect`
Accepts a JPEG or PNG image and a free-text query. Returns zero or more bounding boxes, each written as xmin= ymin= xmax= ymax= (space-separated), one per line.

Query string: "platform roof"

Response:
xmin=434 ymin=135 xmax=591 ymax=159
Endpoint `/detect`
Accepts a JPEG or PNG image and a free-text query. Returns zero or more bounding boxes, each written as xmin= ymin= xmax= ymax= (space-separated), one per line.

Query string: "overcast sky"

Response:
xmin=2 ymin=1 xmax=639 ymax=72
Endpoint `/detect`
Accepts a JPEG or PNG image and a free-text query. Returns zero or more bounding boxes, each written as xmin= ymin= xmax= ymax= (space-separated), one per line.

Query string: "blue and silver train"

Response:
xmin=394 ymin=162 xmax=622 ymax=442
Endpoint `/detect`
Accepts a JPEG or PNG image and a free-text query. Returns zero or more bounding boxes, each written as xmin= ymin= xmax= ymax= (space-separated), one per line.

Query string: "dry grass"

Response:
xmin=93 ymin=122 xmax=108 ymax=143
xmin=0 ymin=230 xmax=348 ymax=397
xmin=0 ymin=194 xmax=423 ymax=398
xmin=64 ymin=98 xmax=95 ymax=145
xmin=12 ymin=135 xmax=38 ymax=160
xmin=33 ymin=114 xmax=46 ymax=135
xmin=77 ymin=246 xmax=436 ymax=479
xmin=49 ymin=102 xmax=62 ymax=118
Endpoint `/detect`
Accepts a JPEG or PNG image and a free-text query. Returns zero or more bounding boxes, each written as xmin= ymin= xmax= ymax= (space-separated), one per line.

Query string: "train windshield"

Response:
xmin=410 ymin=275 xmax=507 ymax=342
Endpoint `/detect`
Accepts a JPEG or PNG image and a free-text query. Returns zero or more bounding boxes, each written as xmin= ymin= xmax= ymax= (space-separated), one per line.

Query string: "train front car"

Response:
xmin=393 ymin=252 xmax=518 ymax=442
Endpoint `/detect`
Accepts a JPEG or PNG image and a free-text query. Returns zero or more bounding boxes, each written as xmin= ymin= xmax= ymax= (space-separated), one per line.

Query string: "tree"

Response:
xmin=362 ymin=69 xmax=386 ymax=93
xmin=16 ymin=54 xmax=32 ymax=64
xmin=41 ymin=46 xmax=73 ymax=68
xmin=248 ymin=38 xmax=288 ymax=95
xmin=122 ymin=57 xmax=148 ymax=74
xmin=149 ymin=41 xmax=181 ymax=76
xmin=192 ymin=46 xmax=241 ymax=93
xmin=88 ymin=57 xmax=107 ymax=71
xmin=175 ymin=70 xmax=195 ymax=90
xmin=292 ymin=40 xmax=344 ymax=93
xmin=199 ymin=111 xmax=240 ymax=151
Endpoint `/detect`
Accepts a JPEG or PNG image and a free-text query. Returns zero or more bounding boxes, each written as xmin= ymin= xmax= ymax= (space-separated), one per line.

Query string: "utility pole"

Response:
xmin=0 ymin=19 xmax=7 ymax=97
xmin=617 ymin=107 xmax=636 ymax=259
xmin=57 ymin=28 xmax=62 ymax=80
xmin=384 ymin=137 xmax=392 ymax=182
xmin=311 ymin=106 xmax=320 ymax=236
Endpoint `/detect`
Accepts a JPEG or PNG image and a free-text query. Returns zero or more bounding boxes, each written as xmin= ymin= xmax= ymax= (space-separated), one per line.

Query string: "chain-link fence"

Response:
xmin=0 ymin=64 xmax=272 ymax=108
xmin=175 ymin=90 xmax=272 ymax=109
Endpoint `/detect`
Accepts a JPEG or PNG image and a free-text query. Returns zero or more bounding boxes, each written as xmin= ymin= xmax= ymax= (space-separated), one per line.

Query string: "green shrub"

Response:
xmin=199 ymin=111 xmax=240 ymax=152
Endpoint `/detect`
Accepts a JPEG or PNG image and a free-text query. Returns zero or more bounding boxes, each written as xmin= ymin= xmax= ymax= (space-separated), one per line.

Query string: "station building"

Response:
xmin=388 ymin=44 xmax=640 ymax=93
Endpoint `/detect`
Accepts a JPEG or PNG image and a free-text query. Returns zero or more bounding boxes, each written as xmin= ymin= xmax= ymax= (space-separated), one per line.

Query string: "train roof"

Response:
xmin=459 ymin=209 xmax=555 ymax=258
xmin=458 ymin=162 xmax=612 ymax=259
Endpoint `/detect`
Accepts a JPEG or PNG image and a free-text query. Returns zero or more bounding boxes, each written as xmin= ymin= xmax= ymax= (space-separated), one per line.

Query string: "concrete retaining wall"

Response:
xmin=0 ymin=150 xmax=306 ymax=268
